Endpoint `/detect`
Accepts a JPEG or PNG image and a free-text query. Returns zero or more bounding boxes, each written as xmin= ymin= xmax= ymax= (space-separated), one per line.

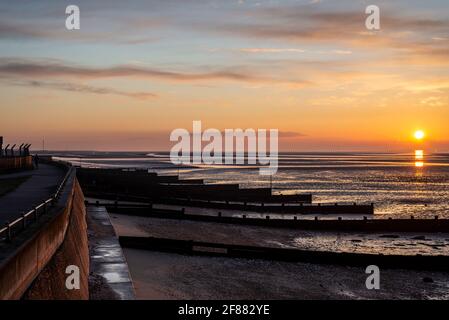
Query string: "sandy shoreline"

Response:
xmin=123 ymin=248 xmax=449 ymax=300
xmin=108 ymin=212 xmax=449 ymax=299
xmin=110 ymin=213 xmax=449 ymax=256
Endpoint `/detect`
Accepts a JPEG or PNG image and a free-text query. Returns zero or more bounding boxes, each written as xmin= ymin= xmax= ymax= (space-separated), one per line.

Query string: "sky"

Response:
xmin=0 ymin=0 xmax=448 ymax=152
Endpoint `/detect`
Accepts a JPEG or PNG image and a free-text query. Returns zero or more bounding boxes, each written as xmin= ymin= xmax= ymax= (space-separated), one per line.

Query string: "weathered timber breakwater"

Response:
xmin=78 ymin=168 xmax=373 ymax=215
xmin=80 ymin=168 xmax=449 ymax=282
xmin=96 ymin=202 xmax=449 ymax=233
xmin=77 ymin=168 xmax=313 ymax=203
xmin=119 ymin=235 xmax=449 ymax=271
xmin=88 ymin=195 xmax=372 ymax=215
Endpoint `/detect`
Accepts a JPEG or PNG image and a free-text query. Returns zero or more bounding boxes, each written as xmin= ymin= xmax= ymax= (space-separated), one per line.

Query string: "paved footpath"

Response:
xmin=0 ymin=164 xmax=65 ymax=225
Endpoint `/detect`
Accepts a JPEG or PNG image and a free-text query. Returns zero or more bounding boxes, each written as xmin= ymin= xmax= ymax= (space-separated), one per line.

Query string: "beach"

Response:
xmin=123 ymin=248 xmax=449 ymax=300
xmin=110 ymin=212 xmax=449 ymax=299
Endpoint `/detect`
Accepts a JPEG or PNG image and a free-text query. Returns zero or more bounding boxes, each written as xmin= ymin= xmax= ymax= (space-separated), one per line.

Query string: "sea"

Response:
xmin=53 ymin=151 xmax=449 ymax=219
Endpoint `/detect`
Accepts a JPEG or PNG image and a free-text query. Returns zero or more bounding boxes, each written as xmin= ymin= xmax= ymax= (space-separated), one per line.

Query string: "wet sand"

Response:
xmin=108 ymin=212 xmax=449 ymax=299
xmin=123 ymin=248 xmax=449 ymax=300
xmin=110 ymin=213 xmax=449 ymax=256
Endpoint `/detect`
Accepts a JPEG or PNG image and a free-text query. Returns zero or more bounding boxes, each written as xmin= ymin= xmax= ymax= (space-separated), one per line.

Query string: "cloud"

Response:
xmin=332 ymin=50 xmax=352 ymax=55
xmin=238 ymin=48 xmax=352 ymax=55
xmin=420 ymin=96 xmax=446 ymax=107
xmin=198 ymin=6 xmax=449 ymax=59
xmin=0 ymin=19 xmax=160 ymax=44
xmin=0 ymin=22 xmax=53 ymax=39
xmin=240 ymin=48 xmax=306 ymax=53
xmin=0 ymin=58 xmax=311 ymax=87
xmin=279 ymin=131 xmax=307 ymax=138
xmin=2 ymin=78 xmax=157 ymax=100
xmin=1 ymin=3 xmax=447 ymax=62
xmin=0 ymin=58 xmax=253 ymax=81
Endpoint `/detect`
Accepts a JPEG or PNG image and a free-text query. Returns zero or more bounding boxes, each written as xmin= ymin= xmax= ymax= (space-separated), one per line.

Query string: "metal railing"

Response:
xmin=0 ymin=163 xmax=74 ymax=242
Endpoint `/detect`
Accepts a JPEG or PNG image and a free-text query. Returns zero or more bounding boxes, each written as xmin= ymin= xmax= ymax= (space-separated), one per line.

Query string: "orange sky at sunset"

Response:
xmin=0 ymin=0 xmax=448 ymax=152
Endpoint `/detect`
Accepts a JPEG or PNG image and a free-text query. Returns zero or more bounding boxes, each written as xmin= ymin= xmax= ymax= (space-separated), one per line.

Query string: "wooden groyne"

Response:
xmin=119 ymin=236 xmax=449 ymax=271
xmin=97 ymin=203 xmax=449 ymax=232
xmin=77 ymin=168 xmax=312 ymax=203
xmin=77 ymin=168 xmax=204 ymax=185
xmin=102 ymin=200 xmax=373 ymax=216
xmin=85 ymin=190 xmax=313 ymax=205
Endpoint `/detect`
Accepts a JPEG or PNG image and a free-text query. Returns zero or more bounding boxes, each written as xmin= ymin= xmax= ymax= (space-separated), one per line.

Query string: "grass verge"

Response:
xmin=0 ymin=175 xmax=31 ymax=197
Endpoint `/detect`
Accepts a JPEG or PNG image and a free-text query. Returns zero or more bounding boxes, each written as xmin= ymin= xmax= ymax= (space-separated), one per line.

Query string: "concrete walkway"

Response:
xmin=0 ymin=164 xmax=65 ymax=224
xmin=87 ymin=206 xmax=135 ymax=300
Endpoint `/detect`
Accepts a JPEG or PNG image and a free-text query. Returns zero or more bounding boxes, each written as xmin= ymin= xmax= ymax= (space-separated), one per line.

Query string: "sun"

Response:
xmin=414 ymin=130 xmax=425 ymax=140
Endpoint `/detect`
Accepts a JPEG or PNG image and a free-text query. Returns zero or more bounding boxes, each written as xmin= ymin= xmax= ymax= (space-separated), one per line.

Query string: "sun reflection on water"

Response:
xmin=414 ymin=150 xmax=424 ymax=168
xmin=415 ymin=161 xmax=424 ymax=167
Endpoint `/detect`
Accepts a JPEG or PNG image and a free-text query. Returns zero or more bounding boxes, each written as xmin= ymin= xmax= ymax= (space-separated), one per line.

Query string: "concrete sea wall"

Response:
xmin=0 ymin=172 xmax=89 ymax=299
xmin=24 ymin=180 xmax=89 ymax=299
